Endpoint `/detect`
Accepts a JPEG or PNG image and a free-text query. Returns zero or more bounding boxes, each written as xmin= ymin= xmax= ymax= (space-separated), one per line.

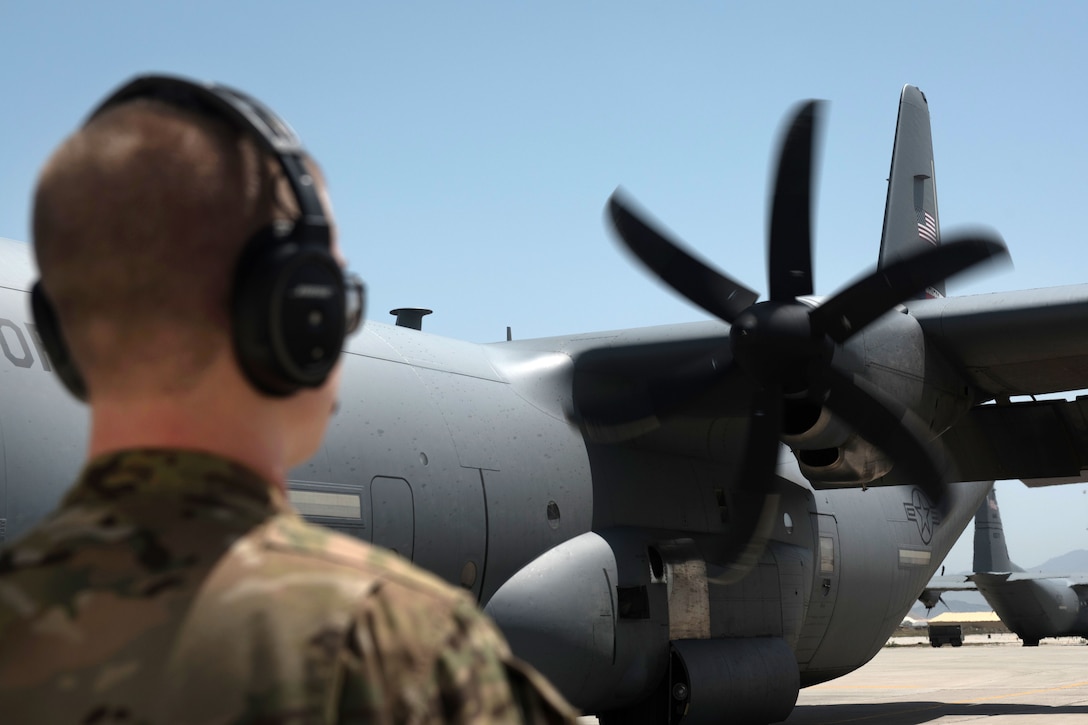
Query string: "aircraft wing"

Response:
xmin=556 ymin=313 xmax=1088 ymax=487
xmin=915 ymin=572 xmax=1088 ymax=607
xmin=918 ymin=574 xmax=977 ymax=609
xmin=922 ymin=575 xmax=978 ymax=593
xmin=907 ymin=284 xmax=1088 ymax=398
xmin=1000 ymin=572 xmax=1088 ymax=587
xmin=907 ymin=285 xmax=1088 ymax=486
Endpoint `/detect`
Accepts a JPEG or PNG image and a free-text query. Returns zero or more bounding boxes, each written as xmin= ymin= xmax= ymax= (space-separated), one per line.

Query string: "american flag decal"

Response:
xmin=917 ymin=210 xmax=938 ymax=246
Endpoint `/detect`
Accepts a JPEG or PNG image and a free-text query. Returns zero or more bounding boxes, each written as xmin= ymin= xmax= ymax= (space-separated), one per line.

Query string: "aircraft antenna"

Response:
xmin=390 ymin=308 xmax=432 ymax=331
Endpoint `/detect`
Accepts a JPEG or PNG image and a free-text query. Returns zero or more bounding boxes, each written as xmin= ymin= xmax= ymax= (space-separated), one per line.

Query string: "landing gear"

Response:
xmin=1022 ymin=638 xmax=1040 ymax=647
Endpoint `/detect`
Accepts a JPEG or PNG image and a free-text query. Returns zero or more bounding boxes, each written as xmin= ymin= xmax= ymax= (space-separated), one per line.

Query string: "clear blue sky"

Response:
xmin=3 ymin=1 xmax=1087 ymax=572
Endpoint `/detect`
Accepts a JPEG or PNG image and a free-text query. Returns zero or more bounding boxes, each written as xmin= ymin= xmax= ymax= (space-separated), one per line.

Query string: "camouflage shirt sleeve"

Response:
xmin=335 ymin=578 xmax=578 ymax=724
xmin=0 ymin=449 xmax=580 ymax=724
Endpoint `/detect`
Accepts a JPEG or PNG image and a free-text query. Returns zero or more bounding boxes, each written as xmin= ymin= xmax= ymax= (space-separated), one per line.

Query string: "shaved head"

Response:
xmin=33 ymin=99 xmax=290 ymax=398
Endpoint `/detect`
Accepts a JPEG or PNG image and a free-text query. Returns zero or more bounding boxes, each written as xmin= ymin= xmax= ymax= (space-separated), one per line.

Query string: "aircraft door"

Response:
xmin=371 ymin=476 xmax=415 ymax=561
xmin=793 ymin=513 xmax=840 ymax=664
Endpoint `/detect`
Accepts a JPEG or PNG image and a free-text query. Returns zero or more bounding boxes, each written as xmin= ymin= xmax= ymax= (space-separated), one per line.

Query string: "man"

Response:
xmin=0 ymin=75 xmax=577 ymax=724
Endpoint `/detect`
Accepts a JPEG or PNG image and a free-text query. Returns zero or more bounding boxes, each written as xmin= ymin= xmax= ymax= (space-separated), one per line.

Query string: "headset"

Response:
xmin=30 ymin=74 xmax=365 ymax=400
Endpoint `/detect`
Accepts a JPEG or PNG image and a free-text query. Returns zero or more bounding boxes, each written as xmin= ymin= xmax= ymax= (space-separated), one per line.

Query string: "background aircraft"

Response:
xmin=3 ymin=85 xmax=1088 ymax=724
xmin=920 ymin=489 xmax=1088 ymax=646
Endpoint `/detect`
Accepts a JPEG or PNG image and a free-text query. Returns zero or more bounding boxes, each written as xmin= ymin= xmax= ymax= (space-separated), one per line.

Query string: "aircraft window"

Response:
xmin=898 ymin=548 xmax=931 ymax=567
xmin=460 ymin=561 xmax=478 ymax=589
xmin=288 ymin=489 xmax=362 ymax=520
xmin=819 ymin=536 xmax=835 ymax=573
xmin=783 ymin=512 xmax=794 ymax=534
xmin=546 ymin=500 xmax=561 ymax=530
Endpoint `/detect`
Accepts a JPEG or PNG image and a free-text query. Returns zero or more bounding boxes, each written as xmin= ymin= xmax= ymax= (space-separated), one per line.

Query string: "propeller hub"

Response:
xmin=731 ymin=301 xmax=823 ymax=392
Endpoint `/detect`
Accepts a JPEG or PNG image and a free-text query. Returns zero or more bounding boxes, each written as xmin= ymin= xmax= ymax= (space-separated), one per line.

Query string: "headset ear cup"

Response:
xmin=232 ymin=231 xmax=347 ymax=396
xmin=30 ymin=282 xmax=88 ymax=401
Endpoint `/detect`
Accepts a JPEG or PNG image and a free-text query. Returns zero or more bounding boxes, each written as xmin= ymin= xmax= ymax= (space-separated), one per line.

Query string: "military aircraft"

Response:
xmin=4 ymin=84 xmax=1088 ymax=724
xmin=920 ymin=488 xmax=1088 ymax=646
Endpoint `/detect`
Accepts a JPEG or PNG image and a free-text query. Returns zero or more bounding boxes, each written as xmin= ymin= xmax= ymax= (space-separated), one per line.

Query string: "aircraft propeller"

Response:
xmin=595 ymin=100 xmax=1009 ymax=575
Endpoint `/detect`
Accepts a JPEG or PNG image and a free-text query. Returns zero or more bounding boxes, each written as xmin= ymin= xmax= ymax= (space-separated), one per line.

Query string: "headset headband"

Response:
xmin=88 ymin=75 xmax=330 ymax=247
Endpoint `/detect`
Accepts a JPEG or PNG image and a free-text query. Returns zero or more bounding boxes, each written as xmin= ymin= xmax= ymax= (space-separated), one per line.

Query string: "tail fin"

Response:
xmin=973 ymin=489 xmax=1022 ymax=573
xmin=878 ymin=85 xmax=943 ymax=299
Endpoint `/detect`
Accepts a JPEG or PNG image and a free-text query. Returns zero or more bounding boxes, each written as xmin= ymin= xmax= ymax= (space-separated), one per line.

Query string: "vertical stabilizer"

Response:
xmin=973 ymin=489 xmax=1021 ymax=574
xmin=878 ymin=85 xmax=943 ymax=298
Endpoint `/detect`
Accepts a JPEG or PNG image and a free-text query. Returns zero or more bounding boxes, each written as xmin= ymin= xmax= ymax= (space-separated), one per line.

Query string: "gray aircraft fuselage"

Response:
xmin=0 ymin=237 xmax=988 ymax=718
xmin=979 ymin=575 xmax=1088 ymax=644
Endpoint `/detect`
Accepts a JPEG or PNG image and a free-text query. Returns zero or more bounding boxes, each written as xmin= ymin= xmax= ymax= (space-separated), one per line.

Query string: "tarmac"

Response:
xmin=578 ymin=635 xmax=1088 ymax=724
xmin=784 ymin=634 xmax=1088 ymax=724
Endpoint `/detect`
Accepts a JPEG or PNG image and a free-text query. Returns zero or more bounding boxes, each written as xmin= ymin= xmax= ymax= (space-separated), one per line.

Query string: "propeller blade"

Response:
xmin=713 ymin=385 xmax=783 ymax=583
xmin=768 ymin=101 xmax=820 ymax=302
xmin=608 ymin=191 xmax=759 ymax=323
xmin=811 ymin=235 xmax=1009 ymax=343
xmin=820 ymin=366 xmax=952 ymax=507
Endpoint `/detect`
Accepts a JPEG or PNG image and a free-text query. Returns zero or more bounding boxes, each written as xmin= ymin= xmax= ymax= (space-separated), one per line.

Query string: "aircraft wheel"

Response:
xmin=951 ymin=639 xmax=962 ymax=647
xmin=1022 ymin=638 xmax=1040 ymax=647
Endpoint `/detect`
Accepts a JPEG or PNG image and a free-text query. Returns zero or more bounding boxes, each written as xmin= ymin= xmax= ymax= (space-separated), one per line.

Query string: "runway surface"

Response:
xmin=578 ymin=636 xmax=1088 ymax=724
xmin=784 ymin=637 xmax=1088 ymax=724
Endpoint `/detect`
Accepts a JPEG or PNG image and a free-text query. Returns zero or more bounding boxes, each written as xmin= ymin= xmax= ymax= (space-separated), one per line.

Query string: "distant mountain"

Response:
xmin=1027 ymin=549 xmax=1088 ymax=573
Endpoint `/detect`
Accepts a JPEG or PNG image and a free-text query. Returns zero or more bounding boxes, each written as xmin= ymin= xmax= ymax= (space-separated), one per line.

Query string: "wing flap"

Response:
xmin=941 ymin=397 xmax=1088 ymax=484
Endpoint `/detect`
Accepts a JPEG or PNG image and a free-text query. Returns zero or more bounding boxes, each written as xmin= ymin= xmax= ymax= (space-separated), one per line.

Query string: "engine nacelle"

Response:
xmin=797 ymin=432 xmax=893 ymax=485
xmin=781 ymin=404 xmax=892 ymax=485
xmin=777 ymin=308 xmax=976 ymax=487
xmin=670 ymin=637 xmax=799 ymax=724
xmin=917 ymin=587 xmax=942 ymax=610
xmin=486 ymin=529 xmax=805 ymax=722
xmin=484 ymin=529 xmax=671 ymax=711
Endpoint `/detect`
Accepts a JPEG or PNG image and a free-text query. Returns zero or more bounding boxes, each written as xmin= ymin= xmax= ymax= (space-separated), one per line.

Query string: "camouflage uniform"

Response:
xmin=0 ymin=449 xmax=578 ymax=724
